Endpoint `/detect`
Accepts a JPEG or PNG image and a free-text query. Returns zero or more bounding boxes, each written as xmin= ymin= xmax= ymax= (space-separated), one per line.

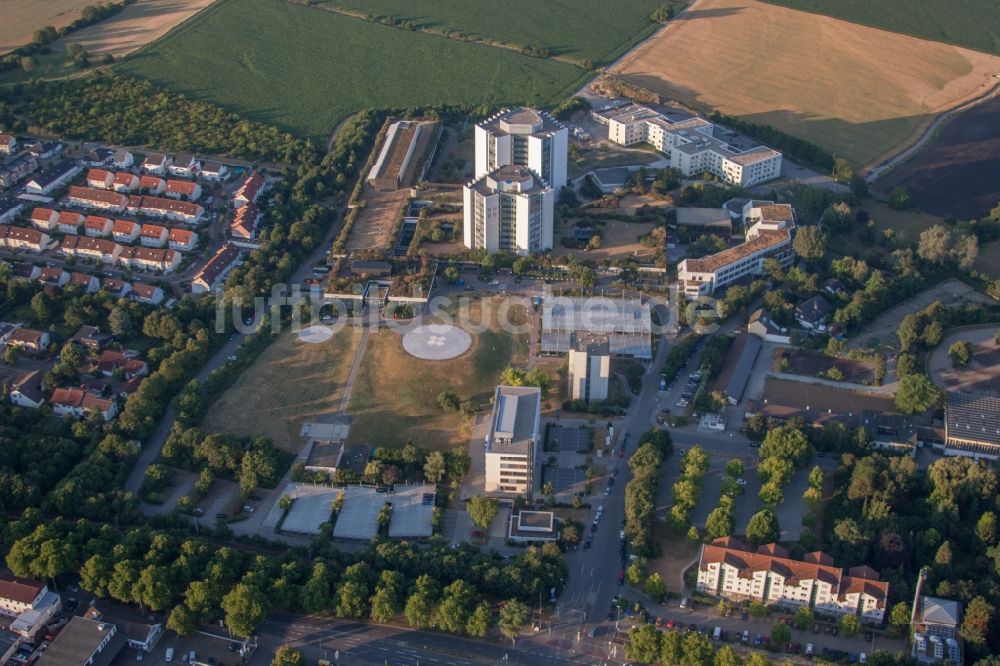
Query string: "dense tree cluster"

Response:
xmin=624 ymin=429 xmax=673 ymax=555
xmin=18 ymin=73 xmax=311 ymax=162
xmin=819 ymin=453 xmax=1000 ymax=659
xmin=2 ymin=515 xmax=565 ymax=640
xmin=668 ymin=446 xmax=709 ymax=530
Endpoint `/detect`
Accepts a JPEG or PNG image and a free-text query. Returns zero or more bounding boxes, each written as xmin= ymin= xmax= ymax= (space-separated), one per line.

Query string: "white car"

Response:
xmin=805 ymin=644 xmax=814 ymax=656
xmin=679 ymin=597 xmax=689 ymax=609
xmin=736 ymin=478 xmax=747 ymax=486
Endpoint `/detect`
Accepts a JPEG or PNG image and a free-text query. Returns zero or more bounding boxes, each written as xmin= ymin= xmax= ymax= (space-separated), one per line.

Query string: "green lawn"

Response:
xmin=317 ymin=0 xmax=678 ymax=65
xmin=760 ymin=0 xmax=1000 ymax=55
xmin=116 ymin=0 xmax=586 ymax=141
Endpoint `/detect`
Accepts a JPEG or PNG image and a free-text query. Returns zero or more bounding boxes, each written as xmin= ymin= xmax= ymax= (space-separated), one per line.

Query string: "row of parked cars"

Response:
xmin=676 ymin=369 xmax=702 ymax=408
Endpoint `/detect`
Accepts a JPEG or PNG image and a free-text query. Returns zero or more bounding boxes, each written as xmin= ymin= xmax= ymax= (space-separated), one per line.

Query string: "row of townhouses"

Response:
xmin=29 ymin=208 xmax=198 ymax=251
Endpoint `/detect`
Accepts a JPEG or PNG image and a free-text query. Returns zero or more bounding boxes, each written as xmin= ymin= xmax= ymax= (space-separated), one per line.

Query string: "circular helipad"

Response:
xmin=298 ymin=325 xmax=334 ymax=344
xmin=402 ymin=324 xmax=472 ymax=360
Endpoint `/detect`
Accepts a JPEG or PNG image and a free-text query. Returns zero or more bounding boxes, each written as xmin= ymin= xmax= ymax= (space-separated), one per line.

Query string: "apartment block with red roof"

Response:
xmin=697 ymin=537 xmax=888 ymax=623
xmin=84 ymin=215 xmax=113 ymax=238
xmin=86 ymin=168 xmax=114 ymax=189
xmin=29 ymin=207 xmax=59 ymax=232
xmin=165 ymin=179 xmax=201 ymax=201
xmin=50 ymin=387 xmax=118 ymax=421
xmin=0 ymin=226 xmax=49 ymax=252
xmin=66 ymin=186 xmax=128 ymax=212
xmin=167 ymin=228 xmax=198 ymax=251
xmin=233 ymin=171 xmax=265 ymax=208
xmin=112 ymin=171 xmax=140 ymax=192
xmin=112 ymin=219 xmax=140 ymax=243
xmin=56 ymin=211 xmax=85 ymax=235
xmin=139 ymin=224 xmax=168 ymax=248
xmin=127 ymin=195 xmax=204 ymax=224
xmin=60 ymin=236 xmax=123 ymax=264
xmin=139 ymin=175 xmax=166 ymax=195
xmin=118 ymin=247 xmax=180 ymax=273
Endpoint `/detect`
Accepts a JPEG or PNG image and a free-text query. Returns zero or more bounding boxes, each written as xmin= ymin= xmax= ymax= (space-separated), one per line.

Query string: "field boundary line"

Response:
xmin=115 ymin=0 xmax=230 ymax=64
xmin=273 ymin=0 xmax=591 ymax=68
xmin=866 ymin=76 xmax=1000 ymax=182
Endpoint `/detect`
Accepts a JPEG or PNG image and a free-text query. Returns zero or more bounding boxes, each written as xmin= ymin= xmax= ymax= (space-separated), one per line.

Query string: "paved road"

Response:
xmin=125 ymin=207 xmax=345 ymax=496
xmin=254 ymin=614 xmax=601 ymax=666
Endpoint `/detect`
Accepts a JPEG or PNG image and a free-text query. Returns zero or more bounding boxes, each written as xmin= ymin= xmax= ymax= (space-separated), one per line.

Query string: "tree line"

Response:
xmin=2 ymin=514 xmax=565 ymax=640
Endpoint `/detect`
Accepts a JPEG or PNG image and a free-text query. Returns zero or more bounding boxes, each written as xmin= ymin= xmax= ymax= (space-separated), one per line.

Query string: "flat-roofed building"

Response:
xmin=37 ymin=616 xmax=125 ymax=666
xmin=463 ymin=165 xmax=553 ymax=255
xmin=475 ymin=107 xmax=567 ymax=189
xmin=508 ymin=510 xmax=559 ymax=542
xmin=542 ymin=296 xmax=652 ymax=359
xmin=679 ymin=200 xmax=796 ymax=297
xmin=944 ymin=392 xmax=1000 ymax=460
xmin=567 ymin=339 xmax=610 ymax=402
xmin=484 ymin=385 xmax=541 ymax=499
xmin=597 ymin=104 xmax=782 ymax=187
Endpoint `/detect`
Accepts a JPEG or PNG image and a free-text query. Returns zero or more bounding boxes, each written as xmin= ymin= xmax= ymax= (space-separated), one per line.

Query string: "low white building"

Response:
xmin=678 ymin=200 xmax=796 ymax=297
xmin=597 ymin=104 xmax=782 ymax=187
xmin=697 ymin=537 xmax=888 ymax=623
xmin=484 ymin=385 xmax=541 ymax=499
xmin=567 ymin=340 xmax=610 ymax=402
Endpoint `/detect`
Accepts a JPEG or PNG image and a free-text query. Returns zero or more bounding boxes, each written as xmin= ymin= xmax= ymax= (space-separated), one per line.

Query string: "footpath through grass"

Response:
xmin=117 ymin=0 xmax=585 ymax=141
xmin=760 ymin=0 xmax=1000 ymax=56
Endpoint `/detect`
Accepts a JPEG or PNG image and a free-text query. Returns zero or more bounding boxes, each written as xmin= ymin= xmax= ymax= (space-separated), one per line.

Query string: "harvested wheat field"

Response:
xmin=613 ymin=0 xmax=1000 ymax=167
xmin=52 ymin=0 xmax=217 ymax=59
xmin=0 ymin=0 xmax=98 ymax=53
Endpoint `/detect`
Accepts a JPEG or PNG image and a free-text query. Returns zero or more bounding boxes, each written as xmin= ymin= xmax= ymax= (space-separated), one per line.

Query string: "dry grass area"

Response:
xmin=347 ymin=188 xmax=409 ymax=251
xmin=648 ymin=520 xmax=700 ymax=594
xmin=556 ymin=217 xmax=657 ymax=262
xmin=201 ymin=326 xmax=361 ymax=453
xmin=0 ymin=0 xmax=97 ymax=53
xmin=52 ymin=0 xmax=218 ymax=58
xmin=347 ymin=297 xmax=530 ymax=450
xmin=613 ymin=0 xmax=1000 ymax=167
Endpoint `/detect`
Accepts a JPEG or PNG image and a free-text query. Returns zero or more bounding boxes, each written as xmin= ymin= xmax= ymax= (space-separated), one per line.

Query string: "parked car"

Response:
xmin=679 ymin=597 xmax=689 ymax=609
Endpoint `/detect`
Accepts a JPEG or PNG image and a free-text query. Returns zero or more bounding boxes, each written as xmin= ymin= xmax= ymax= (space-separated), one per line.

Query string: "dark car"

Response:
xmin=583 ymin=539 xmax=592 ymax=550
xmin=216 ymin=513 xmax=227 ymax=519
xmin=617 ymin=570 xmax=625 ymax=585
xmin=64 ymin=599 xmax=78 ymax=613
xmin=249 ymin=495 xmax=262 ymax=501
xmin=741 ymin=610 xmax=749 ymax=621
xmin=688 ymin=623 xmax=697 ymax=633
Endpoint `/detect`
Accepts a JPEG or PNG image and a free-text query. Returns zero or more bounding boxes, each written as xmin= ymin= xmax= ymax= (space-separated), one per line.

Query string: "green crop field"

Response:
xmin=317 ymin=0 xmax=678 ymax=65
xmin=117 ymin=0 xmax=586 ymax=141
xmin=760 ymin=0 xmax=1000 ymax=55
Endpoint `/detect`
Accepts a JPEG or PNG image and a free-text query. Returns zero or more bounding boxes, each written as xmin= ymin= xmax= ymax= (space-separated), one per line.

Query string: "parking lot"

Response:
xmin=549 ymin=426 xmax=591 ymax=453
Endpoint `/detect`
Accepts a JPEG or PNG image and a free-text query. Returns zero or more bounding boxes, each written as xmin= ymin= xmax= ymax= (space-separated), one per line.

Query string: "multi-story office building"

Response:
xmin=484 ymin=385 xmax=541 ymax=499
xmin=596 ymin=104 xmax=782 ymax=187
xmin=678 ymin=200 xmax=796 ymax=297
xmin=463 ymin=165 xmax=553 ymax=255
xmin=697 ymin=537 xmax=889 ymax=623
xmin=475 ymin=107 xmax=568 ymax=189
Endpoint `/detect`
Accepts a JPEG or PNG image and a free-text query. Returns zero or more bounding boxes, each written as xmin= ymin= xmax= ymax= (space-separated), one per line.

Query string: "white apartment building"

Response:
xmin=475 ymin=107 xmax=568 ymax=190
xmin=484 ymin=385 xmax=542 ymax=499
xmin=597 ymin=105 xmax=782 ymax=187
xmin=463 ymin=165 xmax=553 ymax=255
xmin=697 ymin=537 xmax=889 ymax=623
xmin=678 ymin=200 xmax=796 ymax=297
xmin=567 ymin=340 xmax=610 ymax=402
